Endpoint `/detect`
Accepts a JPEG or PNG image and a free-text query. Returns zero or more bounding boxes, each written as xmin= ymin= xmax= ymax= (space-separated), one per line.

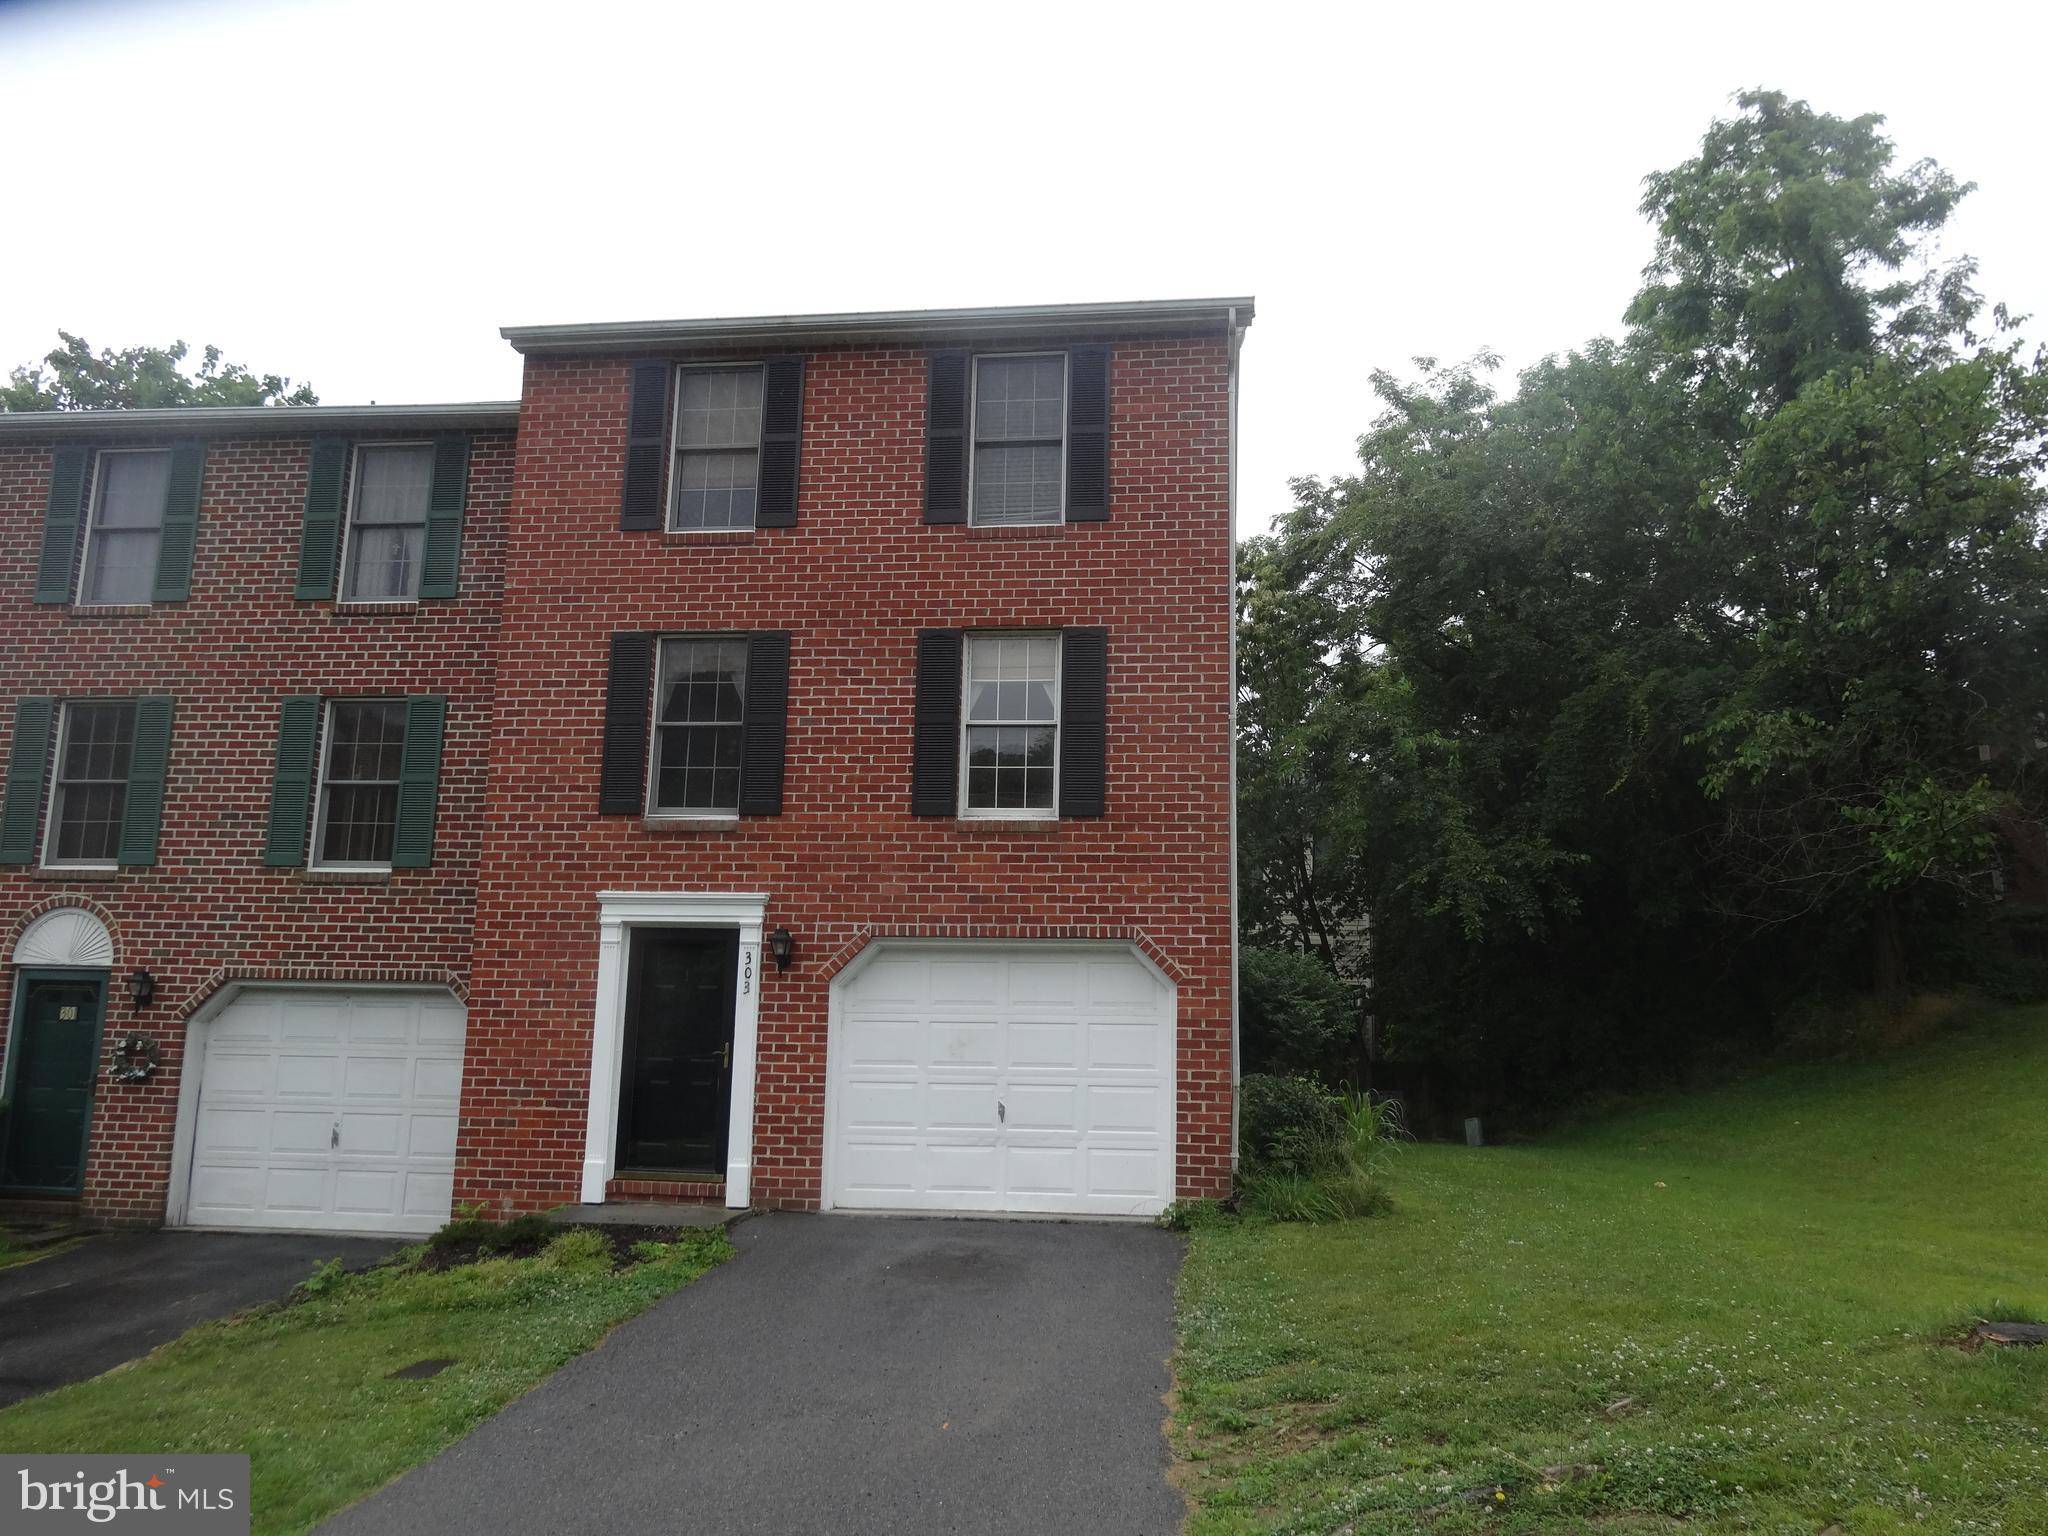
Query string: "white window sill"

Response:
xmin=302 ymin=866 xmax=393 ymax=884
xmin=963 ymin=520 xmax=1066 ymax=538
xmin=954 ymin=815 xmax=1061 ymax=834
xmin=643 ymin=814 xmax=741 ymax=833
xmin=32 ymin=864 xmax=121 ymax=880
xmin=662 ymin=527 xmax=758 ymax=543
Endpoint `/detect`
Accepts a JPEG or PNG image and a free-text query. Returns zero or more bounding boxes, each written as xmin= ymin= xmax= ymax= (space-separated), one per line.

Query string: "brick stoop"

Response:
xmin=606 ymin=1176 xmax=725 ymax=1205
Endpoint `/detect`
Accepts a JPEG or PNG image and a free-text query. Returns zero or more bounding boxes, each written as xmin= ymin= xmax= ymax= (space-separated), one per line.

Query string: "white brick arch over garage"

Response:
xmin=822 ymin=940 xmax=1176 ymax=1217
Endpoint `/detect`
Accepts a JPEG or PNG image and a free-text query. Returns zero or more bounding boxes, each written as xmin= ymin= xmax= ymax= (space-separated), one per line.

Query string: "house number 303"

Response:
xmin=742 ymin=949 xmax=755 ymax=996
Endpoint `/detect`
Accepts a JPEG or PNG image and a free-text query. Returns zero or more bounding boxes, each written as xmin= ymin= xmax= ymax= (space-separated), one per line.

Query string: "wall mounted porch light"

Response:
xmin=128 ymin=968 xmax=156 ymax=1009
xmin=768 ymin=926 xmax=795 ymax=972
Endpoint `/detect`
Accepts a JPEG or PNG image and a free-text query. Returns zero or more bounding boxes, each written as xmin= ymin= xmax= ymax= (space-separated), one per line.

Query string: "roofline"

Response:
xmin=0 ymin=401 xmax=521 ymax=441
xmin=499 ymin=297 xmax=1256 ymax=357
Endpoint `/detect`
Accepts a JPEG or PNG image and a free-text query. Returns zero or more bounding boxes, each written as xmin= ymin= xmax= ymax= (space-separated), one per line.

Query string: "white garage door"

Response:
xmin=184 ymin=988 xmax=466 ymax=1235
xmin=827 ymin=945 xmax=1175 ymax=1216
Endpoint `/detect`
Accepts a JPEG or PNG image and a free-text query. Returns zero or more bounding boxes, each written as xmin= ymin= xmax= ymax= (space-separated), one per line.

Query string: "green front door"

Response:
xmin=1 ymin=973 xmax=106 ymax=1193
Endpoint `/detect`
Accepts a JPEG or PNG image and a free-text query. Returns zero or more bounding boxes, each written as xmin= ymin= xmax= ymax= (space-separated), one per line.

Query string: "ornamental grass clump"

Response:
xmin=1235 ymin=1073 xmax=1400 ymax=1221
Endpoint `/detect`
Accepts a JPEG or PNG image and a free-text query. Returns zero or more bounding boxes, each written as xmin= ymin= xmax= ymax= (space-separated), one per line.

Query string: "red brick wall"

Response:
xmin=0 ymin=430 xmax=511 ymax=1225
xmin=459 ymin=338 xmax=1234 ymax=1213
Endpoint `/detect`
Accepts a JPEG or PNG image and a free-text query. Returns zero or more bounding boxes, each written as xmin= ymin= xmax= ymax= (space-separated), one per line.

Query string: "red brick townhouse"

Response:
xmin=0 ymin=404 xmax=515 ymax=1228
xmin=0 ymin=297 xmax=1249 ymax=1231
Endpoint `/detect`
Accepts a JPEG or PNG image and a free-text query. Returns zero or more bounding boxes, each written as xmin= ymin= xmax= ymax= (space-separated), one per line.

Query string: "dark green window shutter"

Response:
xmin=738 ymin=631 xmax=791 ymax=814
xmin=910 ymin=629 xmax=963 ymax=815
xmin=756 ymin=357 xmax=805 ymax=528
xmin=294 ymin=439 xmax=348 ymax=599
xmin=1059 ymin=628 xmax=1107 ymax=818
xmin=150 ymin=440 xmax=206 ymax=601
xmin=1065 ymin=346 xmax=1110 ymax=522
xmin=1 ymin=697 xmax=57 ymax=864
xmin=621 ymin=362 xmax=669 ymax=530
xmin=263 ymin=696 xmax=322 ymax=865
xmin=116 ymin=695 xmax=175 ymax=866
xmin=599 ymin=633 xmax=654 ymax=813
xmin=923 ymin=351 xmax=969 ymax=524
xmin=35 ymin=448 xmax=91 ymax=604
xmin=419 ymin=434 xmax=471 ymax=599
xmin=391 ymin=696 xmax=446 ymax=868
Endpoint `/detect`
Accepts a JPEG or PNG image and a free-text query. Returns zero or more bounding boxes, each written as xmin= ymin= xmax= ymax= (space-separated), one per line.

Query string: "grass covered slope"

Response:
xmin=0 ymin=1228 xmax=730 ymax=1536
xmin=1174 ymin=1006 xmax=2048 ymax=1533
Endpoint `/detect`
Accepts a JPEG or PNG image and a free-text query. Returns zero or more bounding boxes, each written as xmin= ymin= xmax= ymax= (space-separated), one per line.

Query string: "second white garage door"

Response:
xmin=183 ymin=988 xmax=466 ymax=1235
xmin=827 ymin=944 xmax=1175 ymax=1216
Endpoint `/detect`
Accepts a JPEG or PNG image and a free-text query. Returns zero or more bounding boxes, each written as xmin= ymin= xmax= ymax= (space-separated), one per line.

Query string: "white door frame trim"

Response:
xmin=586 ymin=891 xmax=768 ymax=1208
xmin=820 ymin=937 xmax=1179 ymax=1216
xmin=165 ymin=979 xmax=465 ymax=1230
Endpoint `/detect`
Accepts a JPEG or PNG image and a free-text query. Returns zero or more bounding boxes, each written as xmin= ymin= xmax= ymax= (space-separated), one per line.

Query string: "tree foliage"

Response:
xmin=1 ymin=332 xmax=317 ymax=411
xmin=1239 ymin=90 xmax=2048 ymax=1105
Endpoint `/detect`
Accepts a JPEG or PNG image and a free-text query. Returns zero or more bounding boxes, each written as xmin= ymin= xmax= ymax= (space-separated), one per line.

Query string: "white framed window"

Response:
xmin=650 ymin=636 xmax=748 ymax=815
xmin=310 ymin=699 xmax=407 ymax=868
xmin=670 ymin=367 xmax=764 ymax=530
xmin=969 ymin=353 xmax=1066 ymax=527
xmin=960 ymin=632 xmax=1060 ymax=817
xmin=339 ymin=442 xmax=435 ymax=602
xmin=42 ymin=700 xmax=138 ymax=868
xmin=77 ymin=448 xmax=172 ymax=605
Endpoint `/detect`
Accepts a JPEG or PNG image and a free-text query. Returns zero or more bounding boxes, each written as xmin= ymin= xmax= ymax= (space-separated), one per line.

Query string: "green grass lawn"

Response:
xmin=1174 ymin=1006 xmax=2048 ymax=1534
xmin=0 ymin=1227 xmax=730 ymax=1535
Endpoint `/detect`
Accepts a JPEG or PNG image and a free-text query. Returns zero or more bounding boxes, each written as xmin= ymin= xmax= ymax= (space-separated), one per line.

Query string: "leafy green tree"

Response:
xmin=1 ymin=332 xmax=317 ymax=411
xmin=1242 ymin=90 xmax=2048 ymax=1103
xmin=1238 ymin=947 xmax=1360 ymax=1081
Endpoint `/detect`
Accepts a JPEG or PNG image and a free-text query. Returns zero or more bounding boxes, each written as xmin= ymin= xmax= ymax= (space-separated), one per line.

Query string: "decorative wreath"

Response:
xmin=110 ymin=1033 xmax=161 ymax=1082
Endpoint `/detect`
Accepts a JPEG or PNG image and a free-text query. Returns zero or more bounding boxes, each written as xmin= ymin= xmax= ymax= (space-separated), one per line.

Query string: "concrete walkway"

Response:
xmin=323 ymin=1213 xmax=1186 ymax=1536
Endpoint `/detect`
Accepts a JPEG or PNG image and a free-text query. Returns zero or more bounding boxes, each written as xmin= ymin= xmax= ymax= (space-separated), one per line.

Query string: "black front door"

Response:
xmin=617 ymin=928 xmax=738 ymax=1174
xmin=1 ymin=973 xmax=107 ymax=1194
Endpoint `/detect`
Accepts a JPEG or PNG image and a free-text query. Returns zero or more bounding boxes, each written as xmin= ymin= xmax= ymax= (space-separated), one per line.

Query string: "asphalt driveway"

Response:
xmin=323 ymin=1214 xmax=1186 ymax=1536
xmin=0 ymin=1229 xmax=399 ymax=1408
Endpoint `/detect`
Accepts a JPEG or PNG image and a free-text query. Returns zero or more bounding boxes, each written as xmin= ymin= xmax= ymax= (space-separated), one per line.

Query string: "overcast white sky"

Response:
xmin=2 ymin=0 xmax=2043 ymax=536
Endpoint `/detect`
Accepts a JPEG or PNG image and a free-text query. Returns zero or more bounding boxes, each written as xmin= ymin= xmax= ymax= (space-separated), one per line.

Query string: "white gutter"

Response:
xmin=0 ymin=401 xmax=520 ymax=440
xmin=502 ymin=296 xmax=1257 ymax=356
xmin=1226 ymin=305 xmax=1245 ymax=1174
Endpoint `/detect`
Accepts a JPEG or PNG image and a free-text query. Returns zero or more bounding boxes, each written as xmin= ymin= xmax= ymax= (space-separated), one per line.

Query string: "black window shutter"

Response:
xmin=620 ymin=362 xmax=670 ymax=530
xmin=391 ymin=696 xmax=447 ymax=867
xmin=419 ymin=434 xmax=471 ymax=599
xmin=911 ymin=629 xmax=964 ymax=815
xmin=923 ymin=350 xmax=969 ymax=524
xmin=294 ymin=438 xmax=347 ymax=599
xmin=151 ymin=441 xmax=206 ymax=602
xmin=0 ymin=696 xmax=57 ymax=864
xmin=34 ymin=447 xmax=90 ymax=603
xmin=756 ymin=357 xmax=804 ymax=528
xmin=738 ymin=631 xmax=791 ymax=814
xmin=263 ymin=696 xmax=322 ymax=865
xmin=1059 ymin=628 xmax=1108 ymax=818
xmin=116 ymin=695 xmax=175 ymax=866
xmin=1066 ymin=346 xmax=1110 ymax=522
xmin=599 ymin=632 xmax=654 ymax=813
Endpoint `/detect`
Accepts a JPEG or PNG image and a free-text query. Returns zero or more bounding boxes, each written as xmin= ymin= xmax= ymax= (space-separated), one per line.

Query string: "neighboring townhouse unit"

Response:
xmin=0 ymin=296 xmax=1249 ymax=1233
xmin=0 ymin=404 xmax=515 ymax=1227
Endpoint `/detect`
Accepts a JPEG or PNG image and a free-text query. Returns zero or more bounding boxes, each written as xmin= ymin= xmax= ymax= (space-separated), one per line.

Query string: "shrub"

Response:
xmin=1237 ymin=1077 xmax=1402 ymax=1223
xmin=1240 ymin=947 xmax=1359 ymax=1080
xmin=1238 ymin=1073 xmax=1348 ymax=1176
xmin=539 ymin=1229 xmax=614 ymax=1272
